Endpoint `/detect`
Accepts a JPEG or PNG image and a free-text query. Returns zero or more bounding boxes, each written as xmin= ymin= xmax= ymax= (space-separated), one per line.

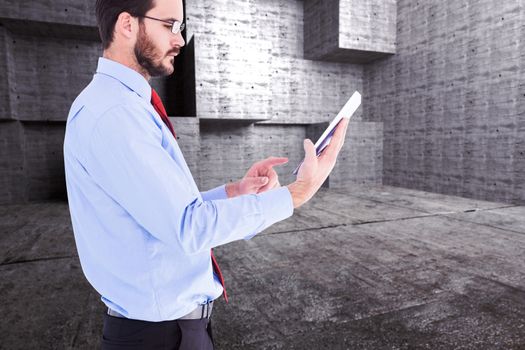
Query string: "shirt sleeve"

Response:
xmin=86 ymin=105 xmax=294 ymax=254
xmin=201 ymin=185 xmax=228 ymax=201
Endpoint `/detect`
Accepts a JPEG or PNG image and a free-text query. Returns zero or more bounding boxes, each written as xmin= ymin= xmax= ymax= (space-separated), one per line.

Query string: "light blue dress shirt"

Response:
xmin=63 ymin=57 xmax=294 ymax=322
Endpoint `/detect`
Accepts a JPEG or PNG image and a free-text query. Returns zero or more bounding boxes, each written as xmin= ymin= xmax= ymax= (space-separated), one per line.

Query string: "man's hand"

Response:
xmin=287 ymin=118 xmax=349 ymax=208
xmin=226 ymin=157 xmax=289 ymax=198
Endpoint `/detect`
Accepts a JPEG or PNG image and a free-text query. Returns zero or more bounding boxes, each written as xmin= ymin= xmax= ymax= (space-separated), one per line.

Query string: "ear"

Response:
xmin=115 ymin=11 xmax=137 ymax=41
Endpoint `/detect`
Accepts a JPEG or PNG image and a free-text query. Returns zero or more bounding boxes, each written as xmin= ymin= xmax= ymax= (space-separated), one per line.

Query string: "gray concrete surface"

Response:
xmin=1 ymin=185 xmax=524 ymax=349
xmin=0 ymin=0 xmax=383 ymax=205
xmin=187 ymin=0 xmax=365 ymax=123
xmin=364 ymin=0 xmax=525 ymax=204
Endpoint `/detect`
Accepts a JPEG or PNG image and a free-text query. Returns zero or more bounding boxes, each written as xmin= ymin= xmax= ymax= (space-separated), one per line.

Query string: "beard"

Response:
xmin=134 ymin=23 xmax=175 ymax=77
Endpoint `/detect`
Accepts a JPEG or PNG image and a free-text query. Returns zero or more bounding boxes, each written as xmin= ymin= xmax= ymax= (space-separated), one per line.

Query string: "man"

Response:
xmin=63 ymin=0 xmax=349 ymax=348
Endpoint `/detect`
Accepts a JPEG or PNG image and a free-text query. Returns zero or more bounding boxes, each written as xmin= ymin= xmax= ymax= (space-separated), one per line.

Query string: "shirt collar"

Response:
xmin=96 ymin=57 xmax=152 ymax=102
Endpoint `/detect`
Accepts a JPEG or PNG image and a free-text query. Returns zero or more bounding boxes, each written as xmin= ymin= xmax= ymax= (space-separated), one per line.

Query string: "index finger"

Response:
xmin=258 ymin=156 xmax=289 ymax=168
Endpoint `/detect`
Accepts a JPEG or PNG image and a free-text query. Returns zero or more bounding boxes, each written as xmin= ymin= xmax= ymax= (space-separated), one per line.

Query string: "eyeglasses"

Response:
xmin=139 ymin=15 xmax=185 ymax=34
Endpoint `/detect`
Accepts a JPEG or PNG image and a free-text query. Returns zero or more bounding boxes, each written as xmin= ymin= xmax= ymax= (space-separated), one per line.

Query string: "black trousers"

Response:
xmin=101 ymin=313 xmax=215 ymax=350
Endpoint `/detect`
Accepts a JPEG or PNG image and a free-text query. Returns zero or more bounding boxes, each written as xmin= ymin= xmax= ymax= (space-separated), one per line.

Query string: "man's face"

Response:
xmin=134 ymin=0 xmax=185 ymax=77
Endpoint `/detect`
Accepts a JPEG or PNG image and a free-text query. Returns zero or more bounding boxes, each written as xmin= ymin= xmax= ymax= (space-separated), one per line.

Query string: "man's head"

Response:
xmin=95 ymin=0 xmax=185 ymax=79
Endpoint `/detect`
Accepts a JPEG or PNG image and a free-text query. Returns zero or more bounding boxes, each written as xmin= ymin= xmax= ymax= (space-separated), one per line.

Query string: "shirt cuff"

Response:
xmin=244 ymin=186 xmax=294 ymax=240
xmin=200 ymin=185 xmax=228 ymax=202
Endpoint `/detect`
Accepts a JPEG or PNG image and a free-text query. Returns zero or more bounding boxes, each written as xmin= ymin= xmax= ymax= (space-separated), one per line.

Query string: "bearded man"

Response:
xmin=63 ymin=0 xmax=348 ymax=348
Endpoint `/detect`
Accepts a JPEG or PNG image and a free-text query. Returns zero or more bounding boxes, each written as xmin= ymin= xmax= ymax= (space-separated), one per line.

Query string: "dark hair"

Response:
xmin=95 ymin=0 xmax=155 ymax=49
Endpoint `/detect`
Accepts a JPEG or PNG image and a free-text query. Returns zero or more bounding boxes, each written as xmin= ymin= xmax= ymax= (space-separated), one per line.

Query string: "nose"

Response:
xmin=172 ymin=32 xmax=185 ymax=49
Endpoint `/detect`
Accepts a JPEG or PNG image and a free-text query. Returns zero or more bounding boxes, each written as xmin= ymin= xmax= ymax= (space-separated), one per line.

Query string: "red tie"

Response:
xmin=211 ymin=251 xmax=228 ymax=302
xmin=150 ymin=88 xmax=228 ymax=303
xmin=151 ymin=88 xmax=176 ymax=138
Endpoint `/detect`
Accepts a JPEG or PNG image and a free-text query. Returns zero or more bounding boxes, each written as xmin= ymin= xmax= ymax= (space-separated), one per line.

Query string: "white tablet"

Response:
xmin=292 ymin=91 xmax=361 ymax=175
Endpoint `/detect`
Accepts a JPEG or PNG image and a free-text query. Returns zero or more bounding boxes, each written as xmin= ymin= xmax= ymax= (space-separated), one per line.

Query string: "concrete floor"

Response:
xmin=1 ymin=185 xmax=524 ymax=349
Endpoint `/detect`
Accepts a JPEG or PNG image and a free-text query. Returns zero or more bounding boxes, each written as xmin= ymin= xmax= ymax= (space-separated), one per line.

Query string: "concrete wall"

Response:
xmin=365 ymin=0 xmax=525 ymax=204
xmin=0 ymin=0 xmax=383 ymax=205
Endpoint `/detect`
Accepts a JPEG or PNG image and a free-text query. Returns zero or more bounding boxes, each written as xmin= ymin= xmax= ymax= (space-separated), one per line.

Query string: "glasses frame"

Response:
xmin=140 ymin=15 xmax=185 ymax=34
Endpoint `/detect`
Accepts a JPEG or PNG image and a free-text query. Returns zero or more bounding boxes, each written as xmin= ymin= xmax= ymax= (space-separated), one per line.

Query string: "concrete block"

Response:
xmin=252 ymin=123 xmax=307 ymax=186
xmin=192 ymin=32 xmax=273 ymax=121
xmin=0 ymin=27 xmax=13 ymax=121
xmin=10 ymin=33 xmax=99 ymax=121
xmin=0 ymin=121 xmax=25 ymax=204
xmin=304 ymin=0 xmax=396 ymax=64
xmin=339 ymin=0 xmax=397 ymax=53
xmin=264 ymin=58 xmax=363 ymax=124
xmin=192 ymin=30 xmax=363 ymax=123
xmin=23 ymin=122 xmax=67 ymax=201
xmin=197 ymin=122 xmax=307 ymax=190
xmin=198 ymin=121 xmax=257 ymax=189
xmin=303 ymin=0 xmax=340 ymax=60
xmin=0 ymin=0 xmax=96 ymax=28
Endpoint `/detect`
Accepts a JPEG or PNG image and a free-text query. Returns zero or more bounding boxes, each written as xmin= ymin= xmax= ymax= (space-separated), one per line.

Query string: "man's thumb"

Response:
xmin=304 ymin=139 xmax=316 ymax=162
xmin=246 ymin=177 xmax=268 ymax=188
